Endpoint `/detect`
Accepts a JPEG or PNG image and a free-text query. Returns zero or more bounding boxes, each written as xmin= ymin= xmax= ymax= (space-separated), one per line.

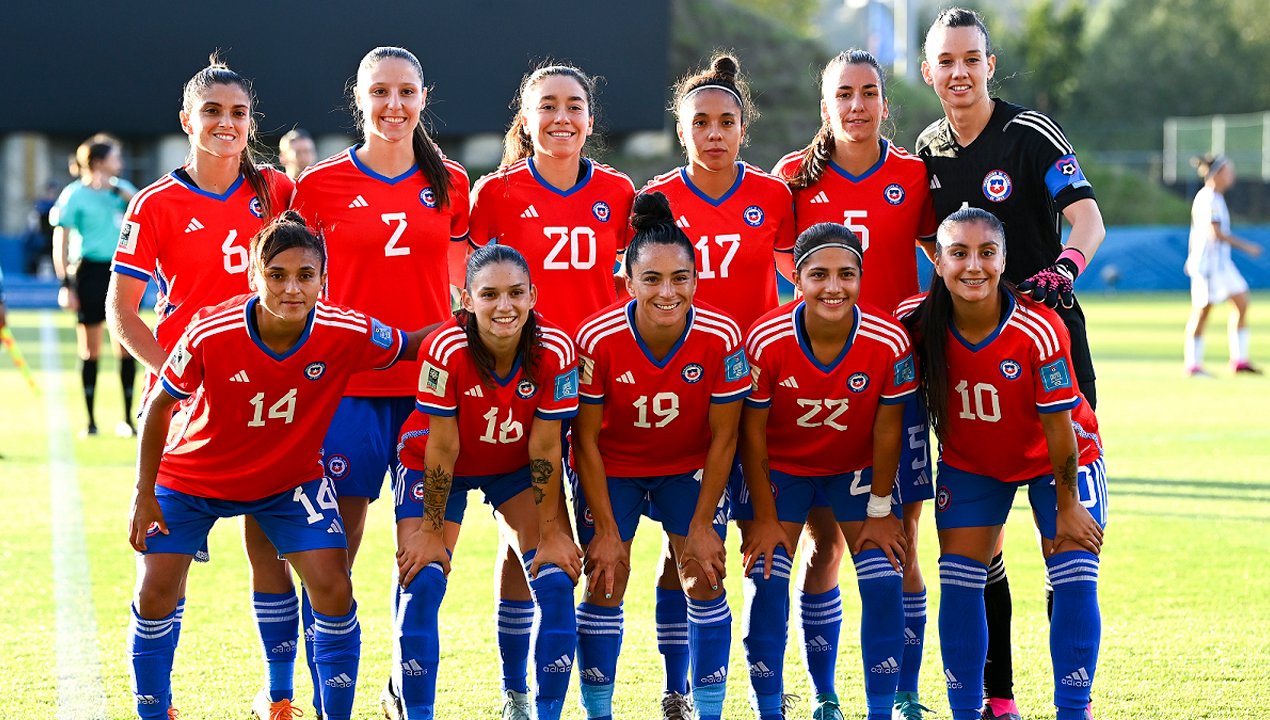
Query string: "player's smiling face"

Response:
xmin=180 ymin=83 xmax=251 ymax=160
xmin=822 ymin=61 xmax=889 ymax=146
xmin=935 ymin=221 xmax=1005 ymax=304
xmin=677 ymin=89 xmax=745 ymax=175
xmin=461 ymin=261 xmax=537 ymax=344
xmin=356 ymin=57 xmax=425 ymax=145
xmin=255 ymin=247 xmax=325 ymax=326
xmin=795 ymin=247 xmax=861 ymax=324
xmin=922 ymin=25 xmax=995 ymax=110
xmin=523 ymin=74 xmax=594 ymax=161
xmin=627 ymin=243 xmax=696 ymax=333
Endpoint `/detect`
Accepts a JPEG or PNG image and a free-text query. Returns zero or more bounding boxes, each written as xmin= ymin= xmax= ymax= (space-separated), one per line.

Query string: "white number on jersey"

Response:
xmin=842 ymin=211 xmax=870 ymax=251
xmin=293 ymin=477 xmax=339 ymax=524
xmin=221 ymin=230 xmax=248 ymax=274
xmin=694 ymin=233 xmax=741 ymax=280
xmin=247 ymin=388 xmax=298 ymax=427
xmin=543 ymin=226 xmax=597 ymax=270
xmin=907 ymin=421 xmax=929 ymax=471
xmin=633 ymin=391 xmax=680 ymax=428
xmin=382 ymin=212 xmax=409 ymax=257
xmin=954 ymin=380 xmax=1001 ymax=422
xmin=480 ymin=406 xmax=525 ymax=444
xmin=794 ymin=397 xmax=851 ymax=431
xmin=849 ymin=469 xmax=870 ymax=496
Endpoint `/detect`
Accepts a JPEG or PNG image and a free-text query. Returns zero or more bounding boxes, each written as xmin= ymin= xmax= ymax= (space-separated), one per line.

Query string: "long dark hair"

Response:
xmin=353 ymin=47 xmax=453 ymax=208
xmin=902 ymin=207 xmax=1007 ymax=442
xmin=502 ymin=63 xmax=600 ymax=168
xmin=182 ymin=53 xmax=277 ymax=218
xmin=787 ymin=49 xmax=887 ymax=190
xmin=458 ymin=244 xmax=540 ymax=386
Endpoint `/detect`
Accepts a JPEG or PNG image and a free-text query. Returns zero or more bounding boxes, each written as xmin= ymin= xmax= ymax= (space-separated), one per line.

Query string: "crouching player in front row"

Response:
xmin=127 ymin=211 xmax=426 ymax=720
xmin=393 ymin=244 xmax=583 ymax=720
xmin=739 ymin=223 xmax=916 ymax=720
xmin=897 ymin=208 xmax=1106 ymax=720
xmin=571 ymin=192 xmax=750 ymax=720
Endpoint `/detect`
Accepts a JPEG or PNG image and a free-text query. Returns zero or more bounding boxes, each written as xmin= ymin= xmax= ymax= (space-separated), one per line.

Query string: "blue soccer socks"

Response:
xmin=311 ymin=602 xmax=361 ymax=720
xmin=744 ymin=547 xmax=792 ymax=719
xmin=655 ymin=587 xmax=691 ymax=695
xmin=252 ymin=590 xmax=300 ymax=702
xmin=523 ymin=550 xmax=576 ymax=719
xmin=799 ymin=586 xmax=842 ymax=697
xmin=687 ymin=593 xmax=731 ymax=720
xmin=396 ymin=563 xmax=446 ymax=718
xmin=1048 ymin=551 xmax=1101 ymax=720
xmin=496 ymin=598 xmax=535 ymax=695
xmin=576 ymin=602 xmax=623 ymax=719
xmin=938 ymin=555 xmax=989 ymax=720
xmin=855 ymin=549 xmax=905 ymax=719
xmin=129 ymin=604 xmax=177 ymax=720
xmin=898 ymin=589 xmax=927 ymax=694
xmin=300 ymin=589 xmax=322 ymax=716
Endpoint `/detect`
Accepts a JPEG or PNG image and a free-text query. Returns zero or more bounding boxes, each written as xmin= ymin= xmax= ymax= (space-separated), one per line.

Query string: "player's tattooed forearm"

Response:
xmin=530 ymin=457 xmax=553 ymax=505
xmin=1059 ymin=452 xmax=1079 ymax=497
xmin=423 ymin=464 xmax=453 ymax=530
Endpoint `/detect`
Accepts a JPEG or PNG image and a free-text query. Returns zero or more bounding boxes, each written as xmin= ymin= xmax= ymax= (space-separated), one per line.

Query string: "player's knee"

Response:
xmin=134 ymin=584 xmax=181 ymax=620
xmin=680 ymin=569 xmax=723 ymax=601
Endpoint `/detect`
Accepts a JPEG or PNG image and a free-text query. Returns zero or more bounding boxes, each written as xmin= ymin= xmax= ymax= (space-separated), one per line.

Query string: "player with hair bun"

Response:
xmin=572 ymin=191 xmax=749 ymax=720
xmin=126 ymin=211 xmax=428 ymax=720
xmin=896 ymin=207 xmax=1106 ymax=720
xmin=290 ymin=45 xmax=470 ymax=718
xmin=105 ymin=55 xmax=297 ymax=720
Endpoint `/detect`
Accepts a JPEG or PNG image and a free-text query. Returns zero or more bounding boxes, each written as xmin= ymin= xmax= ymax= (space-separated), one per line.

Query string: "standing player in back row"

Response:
xmin=916 ymin=9 xmax=1106 ymax=720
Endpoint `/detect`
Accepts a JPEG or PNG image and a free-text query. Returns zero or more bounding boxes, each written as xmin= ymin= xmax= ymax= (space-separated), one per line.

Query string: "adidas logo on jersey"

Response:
xmin=749 ymin=661 xmax=775 ymax=678
xmin=401 ymin=658 xmax=428 ymax=676
xmin=464 ymin=385 xmax=484 ymax=398
xmin=779 ymin=376 xmax=800 ymax=388
xmin=904 ymin=628 xmax=921 ymax=645
xmin=944 ymin=669 xmax=963 ymax=689
xmin=929 ymin=175 xmax=942 ymax=189
xmin=184 ymin=218 xmax=204 ymax=233
xmin=347 ymin=195 xmax=369 ymax=208
xmin=327 ymin=518 xmax=344 ymax=534
xmin=616 ymin=371 xmax=636 ymax=384
xmin=521 ymin=205 xmax=540 ymax=219
xmin=271 ymin=640 xmax=298 ymax=654
xmin=1061 ymin=667 xmax=1092 ymax=687
xmin=543 ymin=654 xmax=573 ymax=673
xmin=870 ymin=656 xmax=900 ymax=674
xmin=806 ymin=635 xmax=832 ymax=652
xmin=699 ymin=665 xmax=727 ymax=684
xmin=579 ymin=666 xmax=610 ymax=684
xmin=230 ymin=370 xmax=250 ymax=383
xmin=326 ymin=672 xmax=355 ymax=688
xmin=810 ymin=190 xmax=830 ymax=204
xmin=675 ymin=215 xmax=690 ymax=229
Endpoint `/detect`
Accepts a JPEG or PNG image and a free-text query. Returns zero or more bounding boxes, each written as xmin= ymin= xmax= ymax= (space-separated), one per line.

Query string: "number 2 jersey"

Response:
xmin=746 ymin=299 xmax=918 ymax=476
xmin=895 ymin=292 xmax=1101 ymax=482
xmin=157 ymin=294 xmax=407 ymax=501
xmin=576 ymin=300 xmax=751 ymax=477
xmin=111 ymin=168 xmax=294 ymax=355
xmin=292 ymin=147 xmax=470 ymax=397
xmin=469 ymin=157 xmax=635 ymax=333
xmin=398 ymin=315 xmax=579 ymax=477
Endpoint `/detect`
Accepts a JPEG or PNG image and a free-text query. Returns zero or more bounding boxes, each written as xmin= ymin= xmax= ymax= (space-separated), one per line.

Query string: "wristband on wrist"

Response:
xmin=866 ymin=493 xmax=892 ymax=518
xmin=1057 ymin=247 xmax=1087 ymax=277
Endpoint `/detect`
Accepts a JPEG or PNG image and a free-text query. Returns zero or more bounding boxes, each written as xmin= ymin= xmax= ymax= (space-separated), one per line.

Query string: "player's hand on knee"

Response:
xmin=129 ymin=491 xmax=166 ymax=552
xmin=855 ymin=514 xmax=907 ymax=571
xmin=532 ymin=529 xmax=584 ymax=584
xmin=740 ymin=517 xmax=791 ymax=580
xmin=396 ymin=529 xmax=450 ymax=586
xmin=1053 ymin=505 xmax=1103 ymax=556
xmin=681 ymin=523 xmax=726 ymax=591
xmin=583 ymin=530 xmax=627 ymax=600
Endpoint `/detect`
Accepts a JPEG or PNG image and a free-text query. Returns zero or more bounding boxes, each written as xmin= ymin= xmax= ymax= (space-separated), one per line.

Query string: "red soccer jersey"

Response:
xmin=746 ymin=300 xmax=918 ymax=476
xmin=157 ymin=295 xmax=407 ymax=501
xmin=292 ymin=147 xmax=470 ymax=397
xmin=640 ymin=163 xmax=795 ymax=332
xmin=773 ymin=141 xmax=937 ymax=313
xmin=398 ymin=315 xmax=580 ymax=476
xmin=469 ymin=158 xmax=635 ymax=333
xmin=895 ymin=293 xmax=1101 ymax=482
xmin=111 ymin=168 xmax=294 ymax=355
xmin=576 ymin=300 xmax=750 ymax=477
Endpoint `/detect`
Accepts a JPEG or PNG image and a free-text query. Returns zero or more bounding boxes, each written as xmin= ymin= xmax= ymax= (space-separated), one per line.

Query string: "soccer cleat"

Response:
xmin=781 ymin=693 xmax=801 ymax=717
xmin=812 ymin=692 xmax=845 ymax=720
xmin=892 ymin=691 xmax=933 ymax=720
xmin=116 ymin=420 xmax=137 ymax=437
xmin=980 ymin=697 xmax=1022 ymax=720
xmin=380 ymin=681 xmax=402 ymax=720
xmin=661 ymin=690 xmax=694 ymax=720
xmin=1084 ymin=702 xmax=1094 ymax=720
xmin=502 ymin=689 xmax=531 ymax=720
xmin=167 ymin=707 xmax=180 ymax=720
xmin=80 ymin=423 xmax=99 ymax=438
xmin=251 ymin=690 xmax=302 ymax=720
xmin=1233 ymin=361 xmax=1263 ymax=375
xmin=1185 ymin=365 xmax=1213 ymax=378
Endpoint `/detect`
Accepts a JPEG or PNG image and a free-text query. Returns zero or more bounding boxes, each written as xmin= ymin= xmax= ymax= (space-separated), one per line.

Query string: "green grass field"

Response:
xmin=1 ymin=293 xmax=1267 ymax=719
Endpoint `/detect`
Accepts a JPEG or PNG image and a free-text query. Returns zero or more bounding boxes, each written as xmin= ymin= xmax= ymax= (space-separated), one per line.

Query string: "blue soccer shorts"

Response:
xmin=768 ymin=467 xmax=901 ymax=524
xmin=322 ymin=395 xmax=415 ymax=501
xmin=573 ymin=470 xmax=727 ymax=544
xmin=394 ymin=465 xmax=532 ymax=525
xmin=933 ymin=456 xmax=1109 ymax=536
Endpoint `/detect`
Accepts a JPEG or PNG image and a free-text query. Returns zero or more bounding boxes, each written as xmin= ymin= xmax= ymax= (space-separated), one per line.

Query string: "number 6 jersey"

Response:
xmin=157 ymin=294 xmax=406 ymax=501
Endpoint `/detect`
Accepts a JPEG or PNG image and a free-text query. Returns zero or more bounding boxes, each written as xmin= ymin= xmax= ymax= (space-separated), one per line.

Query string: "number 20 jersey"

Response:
xmin=158 ymin=294 xmax=406 ymax=501
xmin=576 ymin=300 xmax=751 ymax=477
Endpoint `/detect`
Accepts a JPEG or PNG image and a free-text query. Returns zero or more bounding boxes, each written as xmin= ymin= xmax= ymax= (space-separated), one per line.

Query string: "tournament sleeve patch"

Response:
xmin=370 ymin=318 xmax=394 ymax=349
xmin=578 ymin=354 xmax=595 ymax=386
xmin=1039 ymin=358 xmax=1073 ymax=392
xmin=419 ymin=362 xmax=449 ymax=397
xmin=117 ymin=220 xmax=140 ymax=255
xmin=749 ymin=364 xmax=762 ymax=391
xmin=893 ymin=355 xmax=916 ymax=385
xmin=553 ymin=367 xmax=579 ymax=401
xmin=724 ymin=348 xmax=750 ymax=383
xmin=168 ymin=339 xmax=192 ymax=377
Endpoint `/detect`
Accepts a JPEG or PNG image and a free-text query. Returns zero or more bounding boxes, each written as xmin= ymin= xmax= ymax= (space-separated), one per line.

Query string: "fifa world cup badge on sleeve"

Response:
xmin=554 ymin=368 xmax=579 ymax=401
xmin=1040 ymin=358 xmax=1073 ymax=392
xmin=169 ymin=340 xmax=192 ymax=377
xmin=578 ymin=355 xmax=595 ymax=385
xmin=420 ymin=362 xmax=449 ymax=396
xmin=894 ymin=355 xmax=916 ymax=385
xmin=371 ymin=318 xmax=394 ymax=349
xmin=117 ymin=220 xmax=140 ymax=254
xmin=725 ymin=348 xmax=750 ymax=382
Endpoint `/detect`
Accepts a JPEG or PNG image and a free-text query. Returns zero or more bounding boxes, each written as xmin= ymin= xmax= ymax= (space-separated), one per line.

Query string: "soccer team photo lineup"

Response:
xmin=6 ymin=4 xmax=1266 ymax=720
